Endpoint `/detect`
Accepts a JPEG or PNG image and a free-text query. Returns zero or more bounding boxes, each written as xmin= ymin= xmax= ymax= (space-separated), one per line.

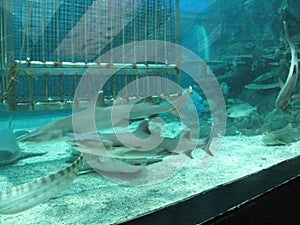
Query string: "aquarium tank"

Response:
xmin=0 ymin=0 xmax=299 ymax=224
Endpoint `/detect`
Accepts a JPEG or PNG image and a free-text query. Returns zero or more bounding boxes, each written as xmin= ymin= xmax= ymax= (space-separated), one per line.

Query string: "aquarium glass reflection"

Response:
xmin=0 ymin=0 xmax=299 ymax=224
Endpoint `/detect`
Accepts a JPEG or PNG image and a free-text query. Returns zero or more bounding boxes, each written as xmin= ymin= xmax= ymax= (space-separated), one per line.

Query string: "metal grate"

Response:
xmin=1 ymin=0 xmax=180 ymax=110
xmin=13 ymin=0 xmax=178 ymax=63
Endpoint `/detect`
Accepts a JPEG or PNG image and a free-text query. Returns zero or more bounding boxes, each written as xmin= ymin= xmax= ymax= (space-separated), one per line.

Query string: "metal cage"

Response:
xmin=0 ymin=0 xmax=181 ymax=111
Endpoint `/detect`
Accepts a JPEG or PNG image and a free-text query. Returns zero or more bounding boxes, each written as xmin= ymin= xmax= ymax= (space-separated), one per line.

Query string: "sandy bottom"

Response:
xmin=0 ymin=130 xmax=300 ymax=224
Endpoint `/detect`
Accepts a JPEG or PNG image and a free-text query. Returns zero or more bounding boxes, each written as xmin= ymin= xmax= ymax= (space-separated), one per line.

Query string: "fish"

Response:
xmin=220 ymin=82 xmax=230 ymax=96
xmin=186 ymin=91 xmax=205 ymax=118
xmin=0 ymin=115 xmax=212 ymax=215
xmin=68 ymin=119 xmax=213 ymax=159
xmin=263 ymin=123 xmax=300 ymax=146
xmin=253 ymin=69 xmax=280 ymax=83
xmin=18 ymin=87 xmax=193 ymax=144
xmin=227 ymin=103 xmax=257 ymax=118
xmin=0 ymin=153 xmax=84 ymax=214
xmin=275 ymin=21 xmax=299 ymax=109
xmin=0 ymin=118 xmax=45 ymax=166
xmin=245 ymin=83 xmax=280 ymax=90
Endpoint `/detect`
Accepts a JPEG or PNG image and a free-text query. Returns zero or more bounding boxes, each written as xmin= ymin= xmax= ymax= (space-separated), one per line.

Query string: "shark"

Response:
xmin=0 ymin=153 xmax=84 ymax=214
xmin=0 ymin=116 xmax=213 ymax=214
xmin=275 ymin=21 xmax=299 ymax=109
xmin=18 ymin=87 xmax=193 ymax=144
xmin=0 ymin=118 xmax=45 ymax=166
xmin=0 ymin=88 xmax=197 ymax=214
xmin=68 ymin=119 xmax=213 ymax=166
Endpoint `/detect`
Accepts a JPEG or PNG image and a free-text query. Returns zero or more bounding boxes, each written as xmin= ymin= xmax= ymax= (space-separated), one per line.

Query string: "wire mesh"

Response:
xmin=1 ymin=0 xmax=180 ymax=108
xmin=12 ymin=0 xmax=178 ymax=64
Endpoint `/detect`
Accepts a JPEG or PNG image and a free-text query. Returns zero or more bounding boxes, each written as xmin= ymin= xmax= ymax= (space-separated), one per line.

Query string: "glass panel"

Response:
xmin=0 ymin=0 xmax=299 ymax=224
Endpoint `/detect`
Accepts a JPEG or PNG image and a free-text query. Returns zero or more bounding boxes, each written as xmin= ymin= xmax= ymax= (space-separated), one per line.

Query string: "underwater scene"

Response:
xmin=0 ymin=0 xmax=299 ymax=224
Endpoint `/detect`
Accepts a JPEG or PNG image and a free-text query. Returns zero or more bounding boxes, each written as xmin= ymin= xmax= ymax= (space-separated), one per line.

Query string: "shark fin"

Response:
xmin=96 ymin=91 xmax=106 ymax=107
xmin=292 ymin=93 xmax=300 ymax=99
xmin=204 ymin=134 xmax=214 ymax=156
xmin=8 ymin=116 xmax=13 ymax=130
xmin=13 ymin=130 xmax=30 ymax=139
xmin=182 ymin=131 xmax=191 ymax=139
xmin=278 ymin=77 xmax=284 ymax=89
xmin=143 ymin=96 xmax=154 ymax=104
xmin=184 ymin=149 xmax=193 ymax=158
xmin=135 ymin=120 xmax=151 ymax=134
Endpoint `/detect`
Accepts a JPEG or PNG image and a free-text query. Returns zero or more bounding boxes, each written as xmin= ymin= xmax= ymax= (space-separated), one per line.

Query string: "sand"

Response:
xmin=0 ymin=129 xmax=299 ymax=225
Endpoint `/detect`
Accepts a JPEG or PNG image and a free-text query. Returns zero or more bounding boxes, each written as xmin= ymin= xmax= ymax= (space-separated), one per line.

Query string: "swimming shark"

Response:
xmin=0 ymin=153 xmax=84 ymax=214
xmin=0 ymin=118 xmax=45 ymax=166
xmin=0 ymin=120 xmax=211 ymax=214
xmin=68 ymin=119 xmax=213 ymax=160
xmin=275 ymin=21 xmax=299 ymax=109
xmin=18 ymin=87 xmax=193 ymax=144
xmin=0 ymin=115 xmax=213 ymax=214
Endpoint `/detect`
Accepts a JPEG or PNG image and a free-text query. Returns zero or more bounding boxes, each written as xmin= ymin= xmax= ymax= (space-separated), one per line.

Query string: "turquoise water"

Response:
xmin=0 ymin=110 xmax=70 ymax=130
xmin=1 ymin=0 xmax=300 ymax=224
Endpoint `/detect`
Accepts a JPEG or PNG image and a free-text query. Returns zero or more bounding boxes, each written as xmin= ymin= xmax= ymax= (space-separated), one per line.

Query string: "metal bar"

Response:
xmin=133 ymin=0 xmax=136 ymax=63
xmin=0 ymin=1 xmax=4 ymax=70
xmin=136 ymin=73 xmax=139 ymax=98
xmin=2 ymin=0 xmax=14 ymax=97
xmin=125 ymin=74 xmax=129 ymax=99
xmin=28 ymin=76 xmax=33 ymax=108
xmin=175 ymin=0 xmax=182 ymax=90
xmin=71 ymin=0 xmax=75 ymax=63
xmin=72 ymin=75 xmax=77 ymax=96
xmin=122 ymin=0 xmax=125 ymax=64
xmin=175 ymin=0 xmax=180 ymax=45
xmin=2 ymin=0 xmax=14 ymax=63
xmin=0 ymin=1 xmax=5 ymax=92
xmin=17 ymin=60 xmax=176 ymax=68
xmin=112 ymin=1 xmax=116 ymax=63
xmin=154 ymin=0 xmax=157 ymax=60
xmin=42 ymin=1 xmax=46 ymax=62
xmin=45 ymin=74 xmax=49 ymax=102
xmin=60 ymin=74 xmax=64 ymax=102
xmin=87 ymin=73 xmax=91 ymax=101
xmin=73 ymin=75 xmax=78 ymax=106
xmin=109 ymin=1 xmax=113 ymax=63
xmin=84 ymin=0 xmax=88 ymax=63
xmin=144 ymin=0 xmax=148 ymax=62
xmin=164 ymin=0 xmax=167 ymax=61
xmin=26 ymin=1 xmax=30 ymax=60
xmin=112 ymin=75 xmax=116 ymax=98
xmin=56 ymin=0 xmax=61 ymax=62
xmin=97 ymin=0 xmax=102 ymax=61
xmin=147 ymin=75 xmax=150 ymax=96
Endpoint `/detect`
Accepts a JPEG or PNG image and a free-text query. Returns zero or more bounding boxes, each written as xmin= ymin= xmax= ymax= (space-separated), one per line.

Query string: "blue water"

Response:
xmin=0 ymin=110 xmax=70 ymax=130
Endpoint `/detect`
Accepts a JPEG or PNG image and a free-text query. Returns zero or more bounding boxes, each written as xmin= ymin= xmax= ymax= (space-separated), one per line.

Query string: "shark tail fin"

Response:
xmin=205 ymin=134 xmax=214 ymax=156
xmin=184 ymin=149 xmax=193 ymax=158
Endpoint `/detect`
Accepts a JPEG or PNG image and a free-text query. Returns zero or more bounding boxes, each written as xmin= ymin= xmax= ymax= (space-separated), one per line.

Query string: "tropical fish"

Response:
xmin=18 ymin=87 xmax=193 ymax=144
xmin=227 ymin=103 xmax=257 ymax=118
xmin=0 ymin=153 xmax=84 ymax=214
xmin=0 ymin=118 xmax=45 ymax=166
xmin=275 ymin=21 xmax=299 ymax=109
